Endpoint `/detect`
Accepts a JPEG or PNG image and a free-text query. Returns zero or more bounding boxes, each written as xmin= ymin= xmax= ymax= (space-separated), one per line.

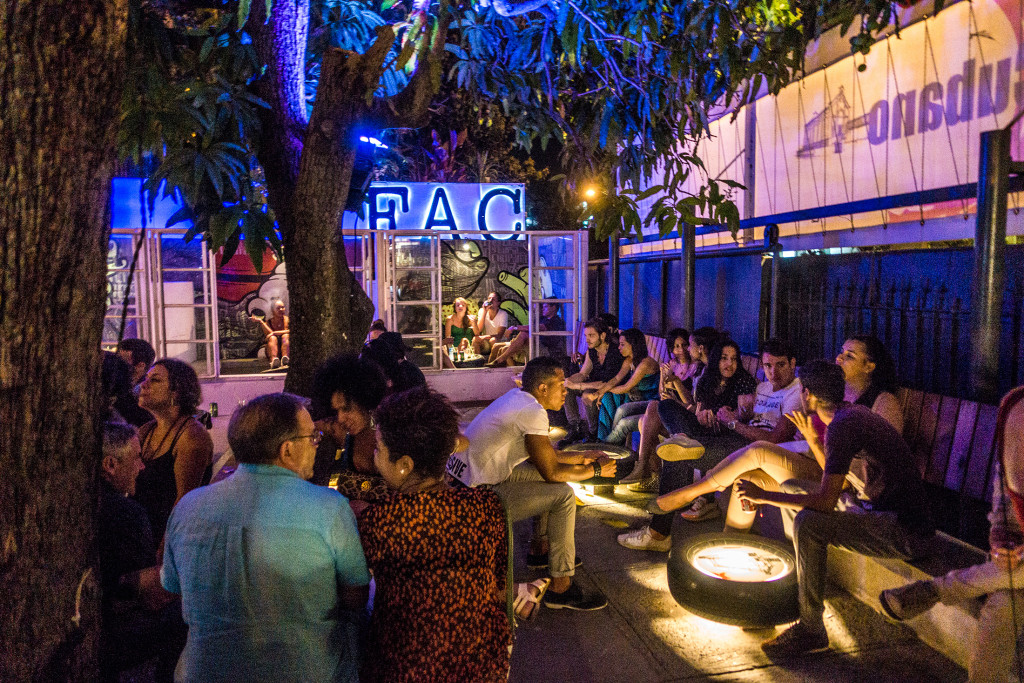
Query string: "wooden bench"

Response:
xmin=826 ymin=387 xmax=998 ymax=669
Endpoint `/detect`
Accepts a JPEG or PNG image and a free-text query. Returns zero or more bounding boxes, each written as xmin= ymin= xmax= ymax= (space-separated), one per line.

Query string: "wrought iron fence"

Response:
xmin=778 ymin=272 xmax=1024 ymax=400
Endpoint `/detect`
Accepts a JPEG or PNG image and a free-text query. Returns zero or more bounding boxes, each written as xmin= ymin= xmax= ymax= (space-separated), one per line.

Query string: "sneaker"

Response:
xmin=281 ymin=355 xmax=289 ymax=366
xmin=270 ymin=357 xmax=281 ymax=369
xmin=679 ymin=496 xmax=720 ymax=522
xmin=617 ymin=526 xmax=672 ymax=552
xmin=879 ymin=580 xmax=939 ymax=621
xmin=627 ymin=474 xmax=660 ymax=493
xmin=656 ymin=434 xmax=705 ymax=462
xmin=761 ymin=622 xmax=829 ymax=659
xmin=544 ymin=582 xmax=608 ymax=611
xmin=526 ymin=552 xmax=583 ymax=570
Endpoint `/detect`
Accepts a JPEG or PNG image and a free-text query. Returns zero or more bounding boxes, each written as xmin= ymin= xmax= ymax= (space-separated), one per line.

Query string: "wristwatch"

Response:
xmin=728 ymin=420 xmax=737 ymax=430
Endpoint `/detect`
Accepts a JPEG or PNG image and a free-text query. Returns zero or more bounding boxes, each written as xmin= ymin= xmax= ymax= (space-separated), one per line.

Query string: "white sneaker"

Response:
xmin=271 ymin=357 xmax=281 ymax=369
xmin=679 ymin=496 xmax=721 ymax=522
xmin=656 ymin=434 xmax=705 ymax=462
xmin=617 ymin=526 xmax=672 ymax=552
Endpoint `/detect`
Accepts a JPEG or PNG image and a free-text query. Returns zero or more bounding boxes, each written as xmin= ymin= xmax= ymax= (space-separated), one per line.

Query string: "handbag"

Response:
xmin=330 ymin=469 xmax=391 ymax=503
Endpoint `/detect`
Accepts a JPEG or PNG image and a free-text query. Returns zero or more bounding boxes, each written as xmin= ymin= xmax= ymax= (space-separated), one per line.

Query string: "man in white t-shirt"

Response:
xmin=447 ymin=356 xmax=616 ymax=610
xmin=472 ymin=291 xmax=509 ymax=356
xmin=716 ymin=341 xmax=803 ymax=442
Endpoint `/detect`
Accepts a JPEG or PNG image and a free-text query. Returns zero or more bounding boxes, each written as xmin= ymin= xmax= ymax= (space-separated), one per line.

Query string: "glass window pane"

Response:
xmin=405 ymin=337 xmax=437 ymax=369
xmin=216 ymin=240 xmax=288 ymax=376
xmin=395 ymin=270 xmax=434 ymax=302
xmin=534 ymin=302 xmax=574 ymax=360
xmin=533 ymin=269 xmax=573 ymax=301
xmin=396 ymin=304 xmax=437 ymax=335
xmin=393 ymin=237 xmax=434 ymax=268
xmin=106 ymin=234 xmax=142 ymax=314
xmin=534 ymin=235 xmax=575 ymax=269
xmin=160 ymin=234 xmax=205 ymax=268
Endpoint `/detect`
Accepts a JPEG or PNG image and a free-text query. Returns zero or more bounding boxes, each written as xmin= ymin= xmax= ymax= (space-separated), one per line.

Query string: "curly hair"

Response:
xmin=374 ymin=386 xmax=461 ymax=478
xmin=153 ymin=358 xmax=202 ymax=415
xmin=310 ymin=353 xmax=388 ymax=421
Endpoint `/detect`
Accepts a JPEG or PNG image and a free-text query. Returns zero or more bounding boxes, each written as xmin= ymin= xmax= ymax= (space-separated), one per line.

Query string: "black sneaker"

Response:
xmin=543 ymin=582 xmax=608 ymax=611
xmin=526 ymin=552 xmax=583 ymax=570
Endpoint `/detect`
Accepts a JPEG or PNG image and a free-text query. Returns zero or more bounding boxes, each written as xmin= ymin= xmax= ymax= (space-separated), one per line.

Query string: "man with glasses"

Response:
xmin=162 ymin=393 xmax=370 ymax=682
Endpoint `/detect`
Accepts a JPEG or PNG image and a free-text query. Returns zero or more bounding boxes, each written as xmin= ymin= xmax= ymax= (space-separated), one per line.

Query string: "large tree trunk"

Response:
xmin=251 ymin=0 xmax=375 ymax=394
xmin=0 ymin=2 xmax=127 ymax=680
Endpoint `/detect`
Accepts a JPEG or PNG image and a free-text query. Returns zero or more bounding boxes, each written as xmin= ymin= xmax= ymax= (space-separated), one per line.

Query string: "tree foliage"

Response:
xmin=121 ymin=0 xmax=911 ymax=260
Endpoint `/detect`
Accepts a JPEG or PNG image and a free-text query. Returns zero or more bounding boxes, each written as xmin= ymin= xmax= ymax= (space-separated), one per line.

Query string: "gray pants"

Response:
xmin=564 ymin=388 xmax=599 ymax=435
xmin=492 ymin=462 xmax=576 ymax=578
xmin=782 ymin=479 xmax=934 ymax=634
xmin=932 ymin=558 xmax=1024 ymax=682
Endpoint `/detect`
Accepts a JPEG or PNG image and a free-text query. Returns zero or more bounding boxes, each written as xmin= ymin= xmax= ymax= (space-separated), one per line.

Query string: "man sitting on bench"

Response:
xmin=881 ymin=384 xmax=1024 ymax=682
xmin=447 ymin=356 xmax=617 ymax=610
xmin=736 ymin=360 xmax=935 ymax=659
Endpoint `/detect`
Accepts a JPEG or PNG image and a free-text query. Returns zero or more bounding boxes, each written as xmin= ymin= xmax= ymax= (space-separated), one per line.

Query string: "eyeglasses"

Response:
xmin=288 ymin=430 xmax=322 ymax=446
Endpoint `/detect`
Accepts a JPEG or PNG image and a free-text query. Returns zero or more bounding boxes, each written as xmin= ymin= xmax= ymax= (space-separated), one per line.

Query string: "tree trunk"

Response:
xmin=252 ymin=1 xmax=377 ymax=394
xmin=0 ymin=2 xmax=127 ymax=681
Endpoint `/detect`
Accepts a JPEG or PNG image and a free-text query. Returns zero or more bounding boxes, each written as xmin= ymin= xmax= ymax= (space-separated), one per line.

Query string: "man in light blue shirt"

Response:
xmin=162 ymin=393 xmax=370 ymax=682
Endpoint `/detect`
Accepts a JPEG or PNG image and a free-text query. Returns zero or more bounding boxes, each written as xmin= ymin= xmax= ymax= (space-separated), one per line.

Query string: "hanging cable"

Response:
xmin=774 ymin=95 xmax=801 ymax=236
xmin=756 ymin=104 xmax=776 ymax=215
xmin=853 ymin=51 xmax=888 ymax=230
xmin=823 ymin=69 xmax=855 ymax=232
xmin=885 ymin=36 xmax=925 ymax=226
xmin=924 ymin=20 xmax=969 ymax=219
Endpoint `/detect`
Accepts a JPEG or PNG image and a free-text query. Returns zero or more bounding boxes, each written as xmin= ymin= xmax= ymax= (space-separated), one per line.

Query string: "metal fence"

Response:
xmin=778 ymin=270 xmax=1024 ymax=400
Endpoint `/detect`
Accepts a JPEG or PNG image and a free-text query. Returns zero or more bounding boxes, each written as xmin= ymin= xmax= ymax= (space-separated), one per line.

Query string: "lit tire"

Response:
xmin=667 ymin=532 xmax=799 ymax=628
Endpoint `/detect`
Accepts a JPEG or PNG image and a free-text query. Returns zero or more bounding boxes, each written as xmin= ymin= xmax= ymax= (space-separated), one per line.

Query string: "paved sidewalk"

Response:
xmin=508 ymin=486 xmax=967 ymax=683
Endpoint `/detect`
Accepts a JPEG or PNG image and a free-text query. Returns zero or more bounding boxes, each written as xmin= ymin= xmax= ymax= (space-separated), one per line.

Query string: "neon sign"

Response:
xmin=360 ymin=182 xmax=526 ymax=240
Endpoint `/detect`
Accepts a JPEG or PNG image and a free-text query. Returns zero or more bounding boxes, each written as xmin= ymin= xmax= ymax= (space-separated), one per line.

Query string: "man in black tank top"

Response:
xmin=562 ymin=320 xmax=623 ymax=442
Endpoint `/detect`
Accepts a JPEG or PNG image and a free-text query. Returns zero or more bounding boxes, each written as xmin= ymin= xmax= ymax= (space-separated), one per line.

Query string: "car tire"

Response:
xmin=667 ymin=532 xmax=799 ymax=628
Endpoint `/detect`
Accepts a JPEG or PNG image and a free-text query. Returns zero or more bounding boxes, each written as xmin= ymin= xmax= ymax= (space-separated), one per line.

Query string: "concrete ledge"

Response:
xmin=827 ymin=532 xmax=986 ymax=669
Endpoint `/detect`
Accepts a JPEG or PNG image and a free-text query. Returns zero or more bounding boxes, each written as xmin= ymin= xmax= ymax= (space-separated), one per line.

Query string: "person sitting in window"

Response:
xmin=594 ymin=328 xmax=660 ymax=443
xmin=442 ymin=298 xmax=476 ymax=369
xmin=485 ymin=303 xmax=567 ymax=368
xmin=362 ymin=332 xmax=426 ymax=394
xmin=249 ymin=299 xmax=289 ymax=369
xmin=472 ymin=291 xmax=509 ymax=356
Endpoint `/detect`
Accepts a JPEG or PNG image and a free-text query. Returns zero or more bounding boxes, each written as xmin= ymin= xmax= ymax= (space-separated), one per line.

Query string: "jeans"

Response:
xmin=932 ymin=558 xmax=1024 ymax=682
xmin=601 ymin=400 xmax=650 ymax=446
xmin=492 ymin=462 xmax=576 ymax=578
xmin=564 ymin=388 xmax=599 ymax=436
xmin=782 ymin=478 xmax=935 ymax=634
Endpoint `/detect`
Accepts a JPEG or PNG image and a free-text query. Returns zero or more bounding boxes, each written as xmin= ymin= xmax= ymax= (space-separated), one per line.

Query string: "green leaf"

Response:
xmin=238 ymin=0 xmax=251 ymax=30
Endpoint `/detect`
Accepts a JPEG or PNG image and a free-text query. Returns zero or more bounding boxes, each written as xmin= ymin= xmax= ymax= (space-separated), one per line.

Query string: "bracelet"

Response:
xmin=592 ymin=461 xmax=601 ymax=478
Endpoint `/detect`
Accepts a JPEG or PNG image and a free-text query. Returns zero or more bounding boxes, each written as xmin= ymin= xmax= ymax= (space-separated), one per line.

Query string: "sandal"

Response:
xmin=513 ymin=578 xmax=551 ymax=621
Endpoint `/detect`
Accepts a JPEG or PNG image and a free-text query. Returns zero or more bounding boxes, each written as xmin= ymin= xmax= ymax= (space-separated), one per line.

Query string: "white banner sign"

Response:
xmin=755 ymin=0 xmax=1024 ymax=226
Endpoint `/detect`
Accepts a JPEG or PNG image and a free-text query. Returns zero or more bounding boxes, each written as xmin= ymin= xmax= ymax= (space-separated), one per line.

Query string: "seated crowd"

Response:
xmin=96 ymin=320 xmax=1021 ymax=681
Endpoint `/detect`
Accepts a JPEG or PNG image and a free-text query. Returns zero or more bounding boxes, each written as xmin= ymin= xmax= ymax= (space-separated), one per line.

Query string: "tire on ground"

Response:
xmin=667 ymin=532 xmax=799 ymax=628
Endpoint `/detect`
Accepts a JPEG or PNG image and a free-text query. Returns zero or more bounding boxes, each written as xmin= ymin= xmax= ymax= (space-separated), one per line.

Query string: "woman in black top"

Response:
xmin=134 ymin=359 xmax=213 ymax=547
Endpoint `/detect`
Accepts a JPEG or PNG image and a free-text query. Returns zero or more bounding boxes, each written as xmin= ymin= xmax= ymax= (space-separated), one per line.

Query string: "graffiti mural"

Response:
xmin=216 ymin=245 xmax=285 ymax=360
xmin=440 ymin=239 xmax=530 ymax=324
